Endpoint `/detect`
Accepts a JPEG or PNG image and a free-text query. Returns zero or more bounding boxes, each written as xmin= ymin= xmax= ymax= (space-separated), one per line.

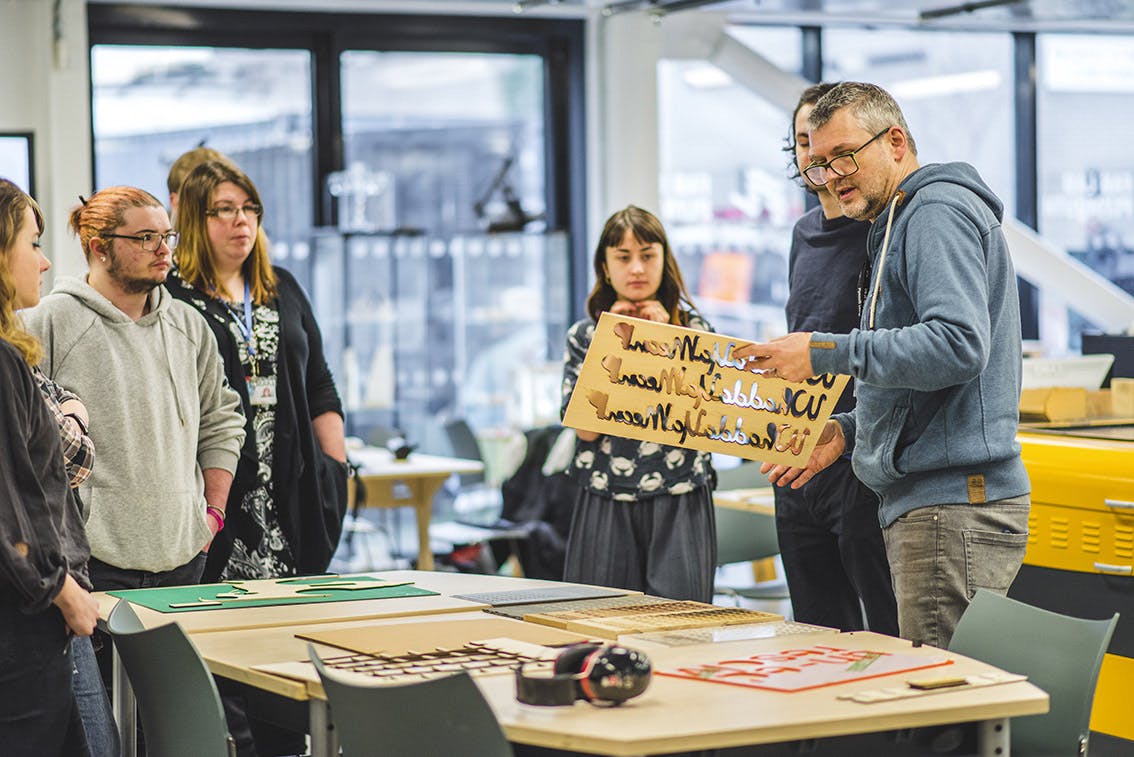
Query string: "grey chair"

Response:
xmin=443 ymin=417 xmax=504 ymax=513
xmin=308 ymin=644 xmax=513 ymax=756
xmin=714 ymin=462 xmax=789 ymax=603
xmin=106 ymin=599 xmax=236 ymax=757
xmin=948 ymin=589 xmax=1118 ymax=757
xmin=444 ymin=417 xmax=488 ymax=486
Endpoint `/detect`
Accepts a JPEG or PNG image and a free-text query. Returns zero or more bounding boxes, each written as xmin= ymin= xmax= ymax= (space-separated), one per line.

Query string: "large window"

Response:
xmin=91 ymin=45 xmax=314 ymax=255
xmin=89 ymin=7 xmax=585 ymax=454
xmin=340 ymin=51 xmax=545 ymax=235
xmin=658 ymin=26 xmax=803 ymax=341
xmin=1037 ymin=34 xmax=1134 ymax=350
xmin=823 ymin=28 xmax=1015 ymax=215
xmin=330 ymin=51 xmax=563 ymax=446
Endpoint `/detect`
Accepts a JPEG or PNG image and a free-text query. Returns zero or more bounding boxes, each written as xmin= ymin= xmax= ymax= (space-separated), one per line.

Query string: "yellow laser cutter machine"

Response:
xmin=1013 ymin=422 xmax=1134 ymax=750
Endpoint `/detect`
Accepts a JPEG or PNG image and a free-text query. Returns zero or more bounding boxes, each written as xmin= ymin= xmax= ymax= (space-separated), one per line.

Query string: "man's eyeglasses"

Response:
xmin=102 ymin=231 xmax=179 ymax=252
xmin=206 ymin=204 xmax=263 ymax=222
xmin=803 ymin=128 xmax=891 ymax=186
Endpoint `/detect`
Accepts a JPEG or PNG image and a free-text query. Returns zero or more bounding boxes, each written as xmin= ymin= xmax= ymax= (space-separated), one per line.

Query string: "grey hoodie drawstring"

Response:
xmin=868 ymin=192 xmax=903 ymax=330
xmin=158 ymin=315 xmax=186 ymax=426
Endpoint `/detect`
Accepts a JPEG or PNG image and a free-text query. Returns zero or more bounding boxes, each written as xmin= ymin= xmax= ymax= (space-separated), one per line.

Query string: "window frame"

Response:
xmin=87 ymin=4 xmax=587 ymax=311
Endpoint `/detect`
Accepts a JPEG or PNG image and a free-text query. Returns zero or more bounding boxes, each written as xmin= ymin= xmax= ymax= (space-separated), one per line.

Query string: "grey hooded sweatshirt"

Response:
xmin=809 ymin=162 xmax=1030 ymax=527
xmin=23 ymin=277 xmax=245 ymax=572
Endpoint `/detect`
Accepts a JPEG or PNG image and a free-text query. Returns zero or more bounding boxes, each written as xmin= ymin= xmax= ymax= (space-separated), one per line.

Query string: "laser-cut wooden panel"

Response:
xmin=563 ymin=313 xmax=849 ymax=465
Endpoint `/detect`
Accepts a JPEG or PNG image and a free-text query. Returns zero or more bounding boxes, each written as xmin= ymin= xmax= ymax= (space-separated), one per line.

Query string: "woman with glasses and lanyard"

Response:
xmin=0 ymin=178 xmax=100 ymax=756
xmin=169 ymin=160 xmax=348 ymax=587
xmin=170 ymin=161 xmax=348 ymax=756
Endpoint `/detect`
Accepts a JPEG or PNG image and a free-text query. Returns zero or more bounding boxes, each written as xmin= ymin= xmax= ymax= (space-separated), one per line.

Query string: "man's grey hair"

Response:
xmin=808 ymin=81 xmax=918 ymax=157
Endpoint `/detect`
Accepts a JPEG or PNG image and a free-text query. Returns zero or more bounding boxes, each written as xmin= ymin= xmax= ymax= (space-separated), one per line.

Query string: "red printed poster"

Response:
xmin=659 ymin=645 xmax=953 ymax=692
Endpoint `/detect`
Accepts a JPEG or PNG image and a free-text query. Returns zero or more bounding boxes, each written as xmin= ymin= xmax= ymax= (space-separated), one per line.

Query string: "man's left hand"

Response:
xmin=759 ymin=419 xmax=845 ymax=489
xmin=733 ymin=332 xmax=815 ymax=382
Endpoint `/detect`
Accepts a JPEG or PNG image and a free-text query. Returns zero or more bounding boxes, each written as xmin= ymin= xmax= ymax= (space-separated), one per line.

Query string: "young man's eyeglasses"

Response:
xmin=206 ymin=204 xmax=263 ymax=222
xmin=803 ymin=128 xmax=891 ymax=186
xmin=102 ymin=231 xmax=179 ymax=252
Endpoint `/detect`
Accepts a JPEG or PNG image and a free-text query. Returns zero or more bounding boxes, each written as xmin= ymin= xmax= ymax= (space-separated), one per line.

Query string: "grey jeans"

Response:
xmin=883 ymin=496 xmax=1029 ymax=649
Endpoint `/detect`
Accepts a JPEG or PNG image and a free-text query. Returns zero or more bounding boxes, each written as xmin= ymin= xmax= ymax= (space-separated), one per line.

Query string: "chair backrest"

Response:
xmin=714 ymin=461 xmax=767 ymax=491
xmin=714 ymin=505 xmax=780 ymax=566
xmin=107 ymin=600 xmax=235 ymax=757
xmin=948 ymin=590 xmax=1118 ymax=757
xmin=444 ymin=418 xmax=486 ymax=485
xmin=309 ymin=645 xmax=513 ymax=756
xmin=366 ymin=424 xmax=399 ymax=448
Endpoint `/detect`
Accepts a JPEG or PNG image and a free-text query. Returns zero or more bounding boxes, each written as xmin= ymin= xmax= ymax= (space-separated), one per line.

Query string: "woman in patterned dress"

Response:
xmin=560 ymin=205 xmax=717 ymax=602
xmin=169 ymin=161 xmax=349 ymax=584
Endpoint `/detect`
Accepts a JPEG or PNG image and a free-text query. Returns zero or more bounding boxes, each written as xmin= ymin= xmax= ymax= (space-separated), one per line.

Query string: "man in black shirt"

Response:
xmin=773 ymin=84 xmax=898 ymax=635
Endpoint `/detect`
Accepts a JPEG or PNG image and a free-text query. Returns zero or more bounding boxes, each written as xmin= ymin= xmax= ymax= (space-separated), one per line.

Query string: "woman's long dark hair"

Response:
xmin=585 ymin=205 xmax=698 ymax=326
xmin=784 ymin=82 xmax=838 ymax=185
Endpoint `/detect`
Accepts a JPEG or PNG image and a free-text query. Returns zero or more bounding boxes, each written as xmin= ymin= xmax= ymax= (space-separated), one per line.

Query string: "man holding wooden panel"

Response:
xmin=734 ymin=82 xmax=1030 ymax=649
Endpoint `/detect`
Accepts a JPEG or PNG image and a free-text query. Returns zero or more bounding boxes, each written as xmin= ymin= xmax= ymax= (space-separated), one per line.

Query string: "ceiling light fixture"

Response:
xmin=601 ymin=0 xmax=657 ymax=17
xmin=648 ymin=0 xmax=731 ymax=17
xmin=600 ymin=0 xmax=728 ymax=17
xmin=513 ymin=0 xmax=564 ymax=13
xmin=919 ymin=0 xmax=1024 ymax=21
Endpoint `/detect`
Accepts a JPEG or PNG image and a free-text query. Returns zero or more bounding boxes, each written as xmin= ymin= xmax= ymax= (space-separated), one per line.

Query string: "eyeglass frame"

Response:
xmin=802 ymin=128 xmax=892 ymax=186
xmin=205 ymin=204 xmax=263 ymax=222
xmin=101 ymin=231 xmax=179 ymax=252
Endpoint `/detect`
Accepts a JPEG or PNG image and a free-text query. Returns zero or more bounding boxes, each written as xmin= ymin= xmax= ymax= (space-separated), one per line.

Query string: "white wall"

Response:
xmin=0 ymin=0 xmax=92 ymax=283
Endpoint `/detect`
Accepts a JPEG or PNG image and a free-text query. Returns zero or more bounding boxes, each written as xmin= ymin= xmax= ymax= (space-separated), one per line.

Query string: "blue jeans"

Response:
xmin=73 ymin=635 xmax=120 ymax=757
xmin=883 ymin=496 xmax=1029 ymax=649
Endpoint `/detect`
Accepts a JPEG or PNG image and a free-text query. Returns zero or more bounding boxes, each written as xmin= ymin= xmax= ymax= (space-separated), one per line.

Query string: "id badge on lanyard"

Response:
xmin=248 ymin=374 xmax=277 ymax=407
xmin=233 ymin=281 xmax=277 ymax=406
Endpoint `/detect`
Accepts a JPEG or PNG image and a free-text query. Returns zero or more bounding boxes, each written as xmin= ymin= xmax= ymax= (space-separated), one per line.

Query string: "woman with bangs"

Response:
xmin=560 ymin=205 xmax=717 ymax=602
xmin=0 ymin=178 xmax=101 ymax=756
xmin=169 ymin=160 xmax=348 ymax=587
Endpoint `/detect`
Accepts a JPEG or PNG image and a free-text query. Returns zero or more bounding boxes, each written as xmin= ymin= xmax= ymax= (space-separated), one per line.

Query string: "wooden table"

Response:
xmin=189 ymin=620 xmax=1047 ymax=757
xmin=347 ymin=446 xmax=484 ymax=570
xmin=714 ymin=485 xmax=775 ymax=515
xmin=100 ymin=570 xmax=618 ymax=757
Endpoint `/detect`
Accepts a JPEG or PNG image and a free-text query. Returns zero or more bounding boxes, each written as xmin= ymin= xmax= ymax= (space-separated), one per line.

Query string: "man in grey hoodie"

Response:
xmin=736 ymin=82 xmax=1030 ymax=649
xmin=23 ymin=186 xmax=245 ymax=593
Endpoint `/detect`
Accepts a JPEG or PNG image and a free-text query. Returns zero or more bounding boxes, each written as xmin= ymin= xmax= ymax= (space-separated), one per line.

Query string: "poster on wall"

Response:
xmin=562 ymin=313 xmax=848 ymax=466
xmin=0 ymin=133 xmax=34 ymax=196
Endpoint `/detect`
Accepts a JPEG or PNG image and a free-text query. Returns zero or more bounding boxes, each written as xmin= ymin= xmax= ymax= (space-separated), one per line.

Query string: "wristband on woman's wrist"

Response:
xmin=206 ymin=505 xmax=226 ymax=531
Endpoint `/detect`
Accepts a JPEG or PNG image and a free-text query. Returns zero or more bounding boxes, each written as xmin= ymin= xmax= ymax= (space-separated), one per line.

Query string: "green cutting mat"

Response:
xmin=108 ymin=575 xmax=439 ymax=613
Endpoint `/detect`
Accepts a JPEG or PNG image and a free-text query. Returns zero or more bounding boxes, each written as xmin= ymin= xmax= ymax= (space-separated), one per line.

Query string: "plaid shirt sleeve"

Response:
xmin=32 ymin=366 xmax=95 ymax=488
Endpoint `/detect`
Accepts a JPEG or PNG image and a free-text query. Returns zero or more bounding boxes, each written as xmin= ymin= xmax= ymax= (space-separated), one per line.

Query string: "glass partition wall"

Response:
xmin=89 ymin=8 xmax=585 ymax=455
xmin=89 ymin=10 xmax=1134 ymax=452
xmin=658 ymin=26 xmax=802 ymax=342
xmin=91 ymin=45 xmax=316 ymax=274
xmin=1037 ymin=34 xmax=1134 ymax=352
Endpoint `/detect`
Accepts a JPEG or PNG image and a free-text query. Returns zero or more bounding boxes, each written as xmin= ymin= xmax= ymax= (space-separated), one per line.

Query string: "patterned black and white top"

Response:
xmin=560 ymin=314 xmax=715 ymax=502
xmin=172 ymin=276 xmax=297 ymax=580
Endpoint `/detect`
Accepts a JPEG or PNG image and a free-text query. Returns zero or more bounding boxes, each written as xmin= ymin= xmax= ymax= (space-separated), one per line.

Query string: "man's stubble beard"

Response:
xmin=105 ymin=249 xmax=165 ymax=295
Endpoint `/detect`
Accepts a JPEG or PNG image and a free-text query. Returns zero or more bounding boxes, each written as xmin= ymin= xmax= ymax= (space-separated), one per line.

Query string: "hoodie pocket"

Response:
xmin=86 ymin=487 xmax=212 ymax=571
xmin=872 ymin=404 xmax=910 ymax=487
